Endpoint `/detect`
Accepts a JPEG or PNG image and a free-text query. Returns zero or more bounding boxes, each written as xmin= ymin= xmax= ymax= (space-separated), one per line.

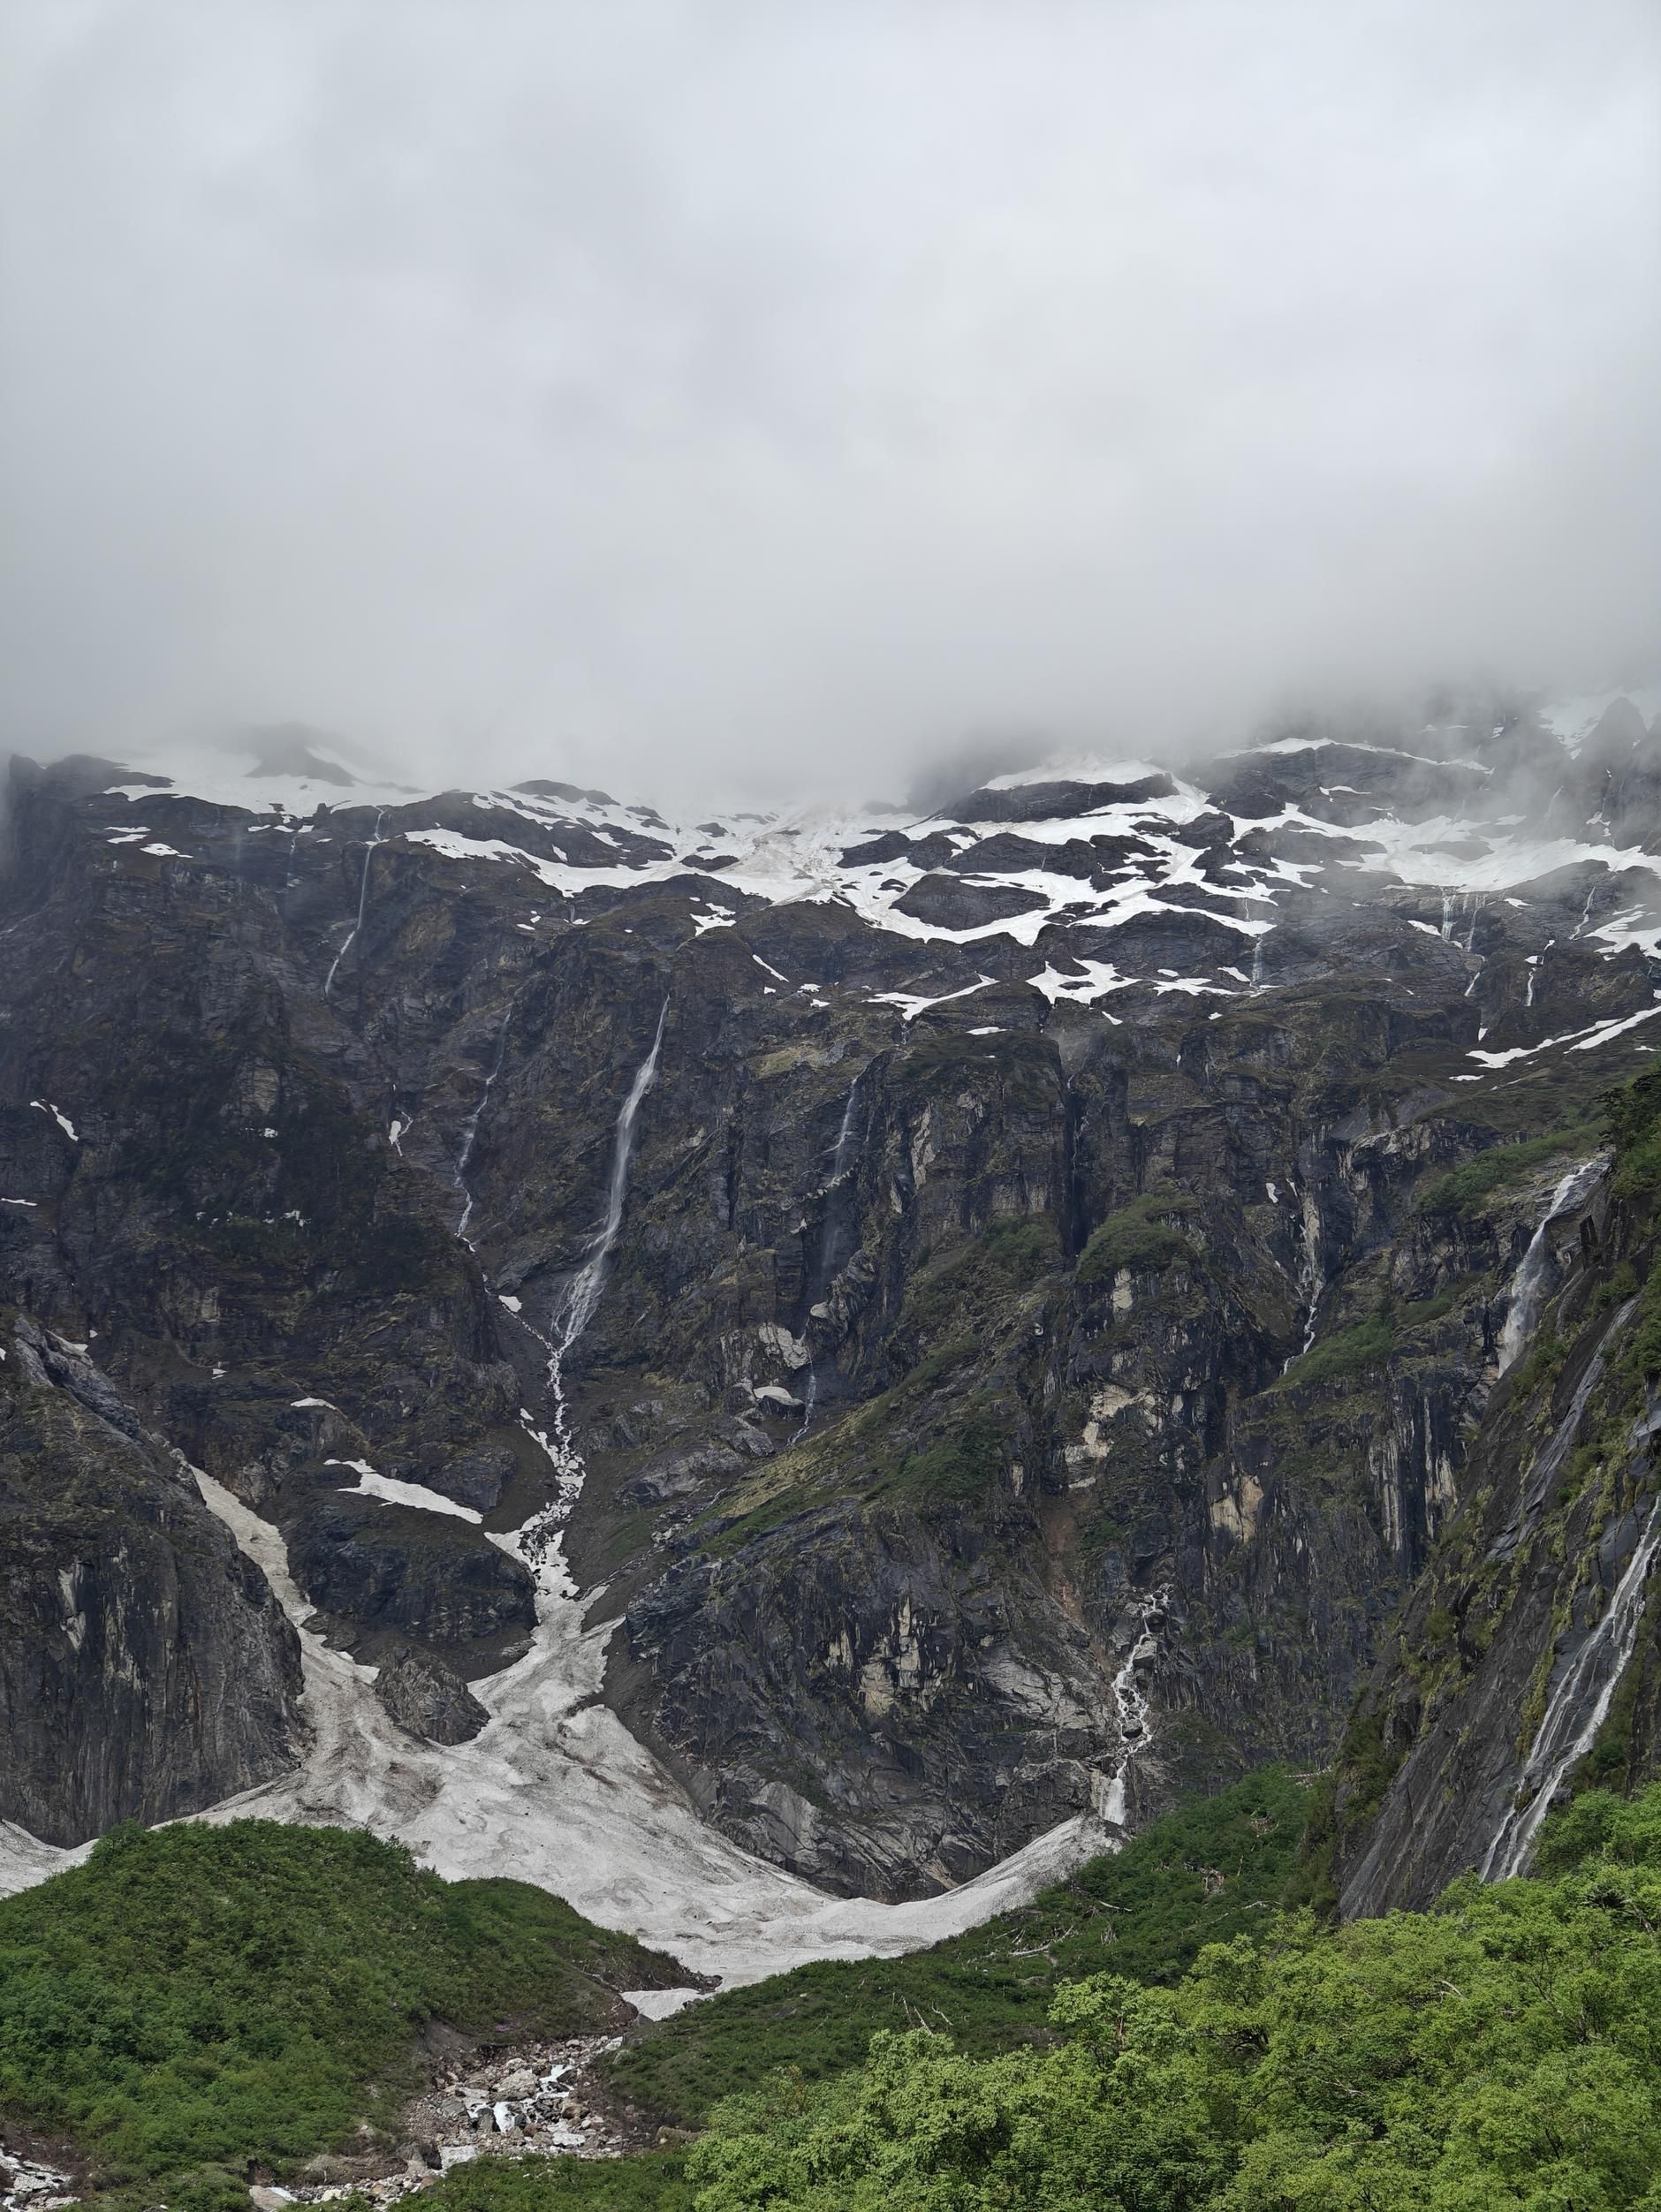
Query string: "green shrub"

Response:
xmin=1416 ymin=1122 xmax=1600 ymax=1218
xmin=1077 ymin=1193 xmax=1199 ymax=1287
xmin=1271 ymin=1312 xmax=1394 ymax=1392
xmin=892 ymin=1214 xmax=1059 ymax=1345
xmin=687 ymin=1780 xmax=1661 ymax=2209
xmin=1512 ymin=1328 xmax=1569 ymax=1399
xmin=1606 ymin=1060 xmax=1661 ymax=1197
xmin=413 ymin=2152 xmax=694 ymax=2212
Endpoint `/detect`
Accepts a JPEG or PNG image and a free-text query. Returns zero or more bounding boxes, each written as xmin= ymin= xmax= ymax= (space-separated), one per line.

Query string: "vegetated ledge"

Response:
xmin=0 ymin=1821 xmax=683 ymax=2212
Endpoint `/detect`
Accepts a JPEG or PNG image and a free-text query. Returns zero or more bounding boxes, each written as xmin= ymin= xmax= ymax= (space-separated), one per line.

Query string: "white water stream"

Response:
xmin=1481 ymin=1484 xmax=1661 ymax=1881
xmin=1497 ymin=1156 xmax=1608 ymax=1374
xmin=452 ymin=998 xmax=520 ymax=1242
xmin=322 ymin=811 xmax=386 ymax=999
xmin=793 ymin=1073 xmax=865 ymax=1442
xmin=1100 ymin=1590 xmax=1168 ymax=1826
xmin=552 ymin=1003 xmax=667 ymax=1353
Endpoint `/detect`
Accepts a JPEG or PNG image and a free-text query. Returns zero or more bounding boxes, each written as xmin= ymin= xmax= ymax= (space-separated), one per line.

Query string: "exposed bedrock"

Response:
xmin=0 ymin=1317 xmax=303 ymax=1846
xmin=2 ymin=712 xmax=1659 ymax=1894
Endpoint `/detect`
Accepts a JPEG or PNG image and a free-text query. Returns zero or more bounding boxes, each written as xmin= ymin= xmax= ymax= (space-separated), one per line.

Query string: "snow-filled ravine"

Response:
xmin=0 ymin=1468 xmax=1113 ymax=1992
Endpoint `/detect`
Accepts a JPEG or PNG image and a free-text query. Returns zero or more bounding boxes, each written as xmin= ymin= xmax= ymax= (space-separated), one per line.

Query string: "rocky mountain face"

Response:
xmin=1322 ymin=1066 xmax=1661 ymax=1914
xmin=2 ymin=693 xmax=1660 ymax=1895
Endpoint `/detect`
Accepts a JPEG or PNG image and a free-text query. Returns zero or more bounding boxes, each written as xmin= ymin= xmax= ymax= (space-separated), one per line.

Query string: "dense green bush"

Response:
xmin=0 ymin=1822 xmax=675 ymax=2206
xmin=415 ymin=2152 xmax=695 ymax=2212
xmin=893 ymin=1215 xmax=1059 ymax=1345
xmin=1607 ymin=1060 xmax=1661 ymax=1199
xmin=688 ymin=1781 xmax=1661 ymax=2209
xmin=1270 ymin=1311 xmax=1394 ymax=1392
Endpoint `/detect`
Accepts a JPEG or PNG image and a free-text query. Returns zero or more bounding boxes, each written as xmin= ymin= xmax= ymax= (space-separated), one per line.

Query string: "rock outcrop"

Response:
xmin=0 ymin=1315 xmax=303 ymax=1845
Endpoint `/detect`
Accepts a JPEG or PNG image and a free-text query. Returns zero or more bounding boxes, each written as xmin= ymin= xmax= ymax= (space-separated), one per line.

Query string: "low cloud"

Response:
xmin=2 ymin=1 xmax=1657 ymax=804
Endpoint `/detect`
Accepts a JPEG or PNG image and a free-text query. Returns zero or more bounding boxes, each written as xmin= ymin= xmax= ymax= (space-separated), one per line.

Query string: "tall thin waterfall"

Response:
xmin=1482 ymin=1484 xmax=1661 ymax=1881
xmin=1498 ymin=1157 xmax=1608 ymax=1374
xmin=323 ymin=811 xmax=386 ymax=998
xmin=1296 ymin=1186 xmax=1324 ymax=1355
xmin=554 ymin=1002 xmax=669 ymax=1354
xmin=451 ymin=998 xmax=519 ymax=1243
xmin=494 ymin=1003 xmax=671 ymax=1561
xmin=828 ymin=1074 xmax=861 ymax=1183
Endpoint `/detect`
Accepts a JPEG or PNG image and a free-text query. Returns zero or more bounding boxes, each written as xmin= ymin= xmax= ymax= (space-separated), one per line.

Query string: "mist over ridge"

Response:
xmin=2 ymin=0 xmax=1657 ymax=807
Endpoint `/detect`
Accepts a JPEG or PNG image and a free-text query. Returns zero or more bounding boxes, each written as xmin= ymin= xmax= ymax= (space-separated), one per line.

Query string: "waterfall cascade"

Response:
xmin=323 ymin=811 xmax=386 ymax=998
xmin=1482 ymin=1466 xmax=1661 ymax=1881
xmin=793 ymin=1073 xmax=864 ymax=1443
xmin=553 ymin=1002 xmax=668 ymax=1355
xmin=1498 ymin=1156 xmax=1608 ymax=1373
xmin=827 ymin=1073 xmax=861 ymax=1185
xmin=1099 ymin=1589 xmax=1168 ymax=1826
xmin=1296 ymin=1186 xmax=1324 ymax=1356
xmin=1486 ymin=1304 xmax=1634 ymax=1568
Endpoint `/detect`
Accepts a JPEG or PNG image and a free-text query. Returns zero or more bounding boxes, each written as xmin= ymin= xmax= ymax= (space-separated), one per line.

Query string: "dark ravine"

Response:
xmin=3 ymin=695 xmax=1660 ymax=1898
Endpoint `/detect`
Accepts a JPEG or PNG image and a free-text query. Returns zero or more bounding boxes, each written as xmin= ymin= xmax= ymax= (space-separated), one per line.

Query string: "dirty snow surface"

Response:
xmin=0 ymin=1472 xmax=1105 ymax=1988
xmin=181 ymin=1477 xmax=1104 ymax=1987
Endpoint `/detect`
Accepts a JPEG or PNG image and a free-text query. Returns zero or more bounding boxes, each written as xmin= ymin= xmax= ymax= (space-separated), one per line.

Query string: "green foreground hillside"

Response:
xmin=12 ymin=1776 xmax=1661 ymax=2209
xmin=679 ymin=1781 xmax=1661 ymax=2209
xmin=0 ymin=1820 xmax=680 ymax=2212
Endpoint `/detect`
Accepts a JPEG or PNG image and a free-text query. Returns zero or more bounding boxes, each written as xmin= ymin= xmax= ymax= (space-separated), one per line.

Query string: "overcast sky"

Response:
xmin=2 ymin=1 xmax=1657 ymax=802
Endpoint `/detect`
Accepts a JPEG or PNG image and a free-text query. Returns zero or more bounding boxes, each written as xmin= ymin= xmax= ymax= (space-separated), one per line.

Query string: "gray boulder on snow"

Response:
xmin=373 ymin=1646 xmax=490 ymax=1745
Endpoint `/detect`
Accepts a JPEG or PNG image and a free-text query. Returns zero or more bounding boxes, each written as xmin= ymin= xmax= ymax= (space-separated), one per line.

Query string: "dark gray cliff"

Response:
xmin=0 ymin=1315 xmax=303 ymax=1845
xmin=1323 ymin=1068 xmax=1661 ymax=1914
xmin=2 ymin=698 xmax=1658 ymax=1894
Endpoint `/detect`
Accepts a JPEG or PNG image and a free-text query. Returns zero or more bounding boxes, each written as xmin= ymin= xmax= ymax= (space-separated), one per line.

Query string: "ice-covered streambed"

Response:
xmin=0 ymin=1471 xmax=1109 ymax=1992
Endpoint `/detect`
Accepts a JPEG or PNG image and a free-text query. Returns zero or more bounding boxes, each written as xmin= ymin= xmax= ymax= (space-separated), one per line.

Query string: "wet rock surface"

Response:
xmin=3 ymin=698 xmax=1660 ymax=1890
xmin=0 ymin=2148 xmax=77 ymax=2212
xmin=0 ymin=1321 xmax=303 ymax=1846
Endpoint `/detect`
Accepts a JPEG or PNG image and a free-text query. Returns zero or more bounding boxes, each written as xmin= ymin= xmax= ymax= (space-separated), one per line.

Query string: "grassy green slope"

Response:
xmin=414 ymin=2151 xmax=697 ymax=2212
xmin=0 ymin=1821 xmax=680 ymax=2211
xmin=601 ymin=1769 xmax=1308 ymax=2126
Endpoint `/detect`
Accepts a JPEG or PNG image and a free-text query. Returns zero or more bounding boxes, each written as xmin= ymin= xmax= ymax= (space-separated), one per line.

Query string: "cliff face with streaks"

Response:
xmin=3 ymin=694 xmax=1660 ymax=1888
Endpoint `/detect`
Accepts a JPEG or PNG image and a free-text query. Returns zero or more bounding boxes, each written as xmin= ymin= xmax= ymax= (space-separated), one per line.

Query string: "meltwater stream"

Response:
xmin=552 ymin=1002 xmax=668 ymax=1353
xmin=1482 ymin=1484 xmax=1661 ymax=1881
xmin=451 ymin=997 xmax=520 ymax=1243
xmin=1100 ymin=1590 xmax=1168 ymax=1826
